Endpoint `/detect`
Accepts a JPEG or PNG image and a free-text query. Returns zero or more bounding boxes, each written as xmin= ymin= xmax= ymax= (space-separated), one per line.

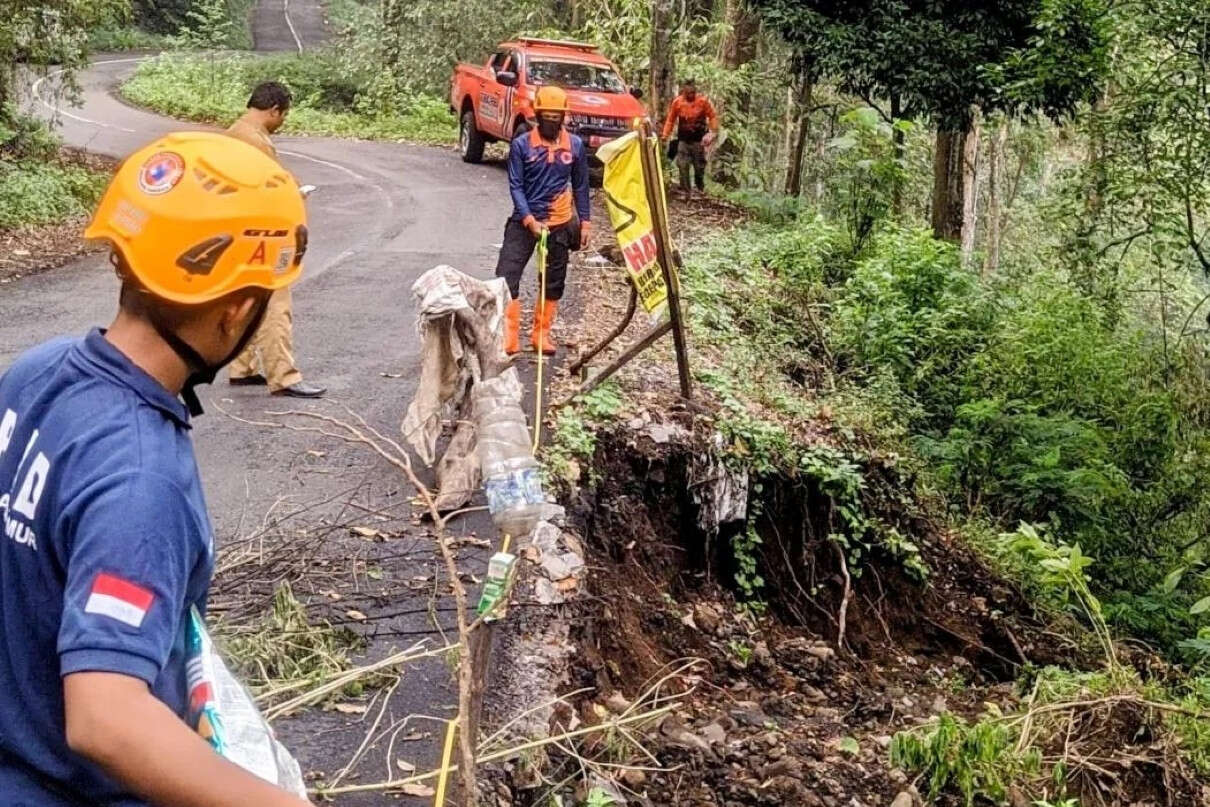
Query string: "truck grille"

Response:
xmin=568 ymin=114 xmax=630 ymax=133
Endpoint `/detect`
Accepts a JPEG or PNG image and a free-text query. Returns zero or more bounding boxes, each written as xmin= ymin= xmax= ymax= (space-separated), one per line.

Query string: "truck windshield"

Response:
xmin=527 ymin=61 xmax=626 ymax=93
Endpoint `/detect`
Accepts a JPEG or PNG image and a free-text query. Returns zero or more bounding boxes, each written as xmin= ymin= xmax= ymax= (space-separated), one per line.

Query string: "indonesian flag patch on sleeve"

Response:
xmin=85 ymin=572 xmax=155 ymax=628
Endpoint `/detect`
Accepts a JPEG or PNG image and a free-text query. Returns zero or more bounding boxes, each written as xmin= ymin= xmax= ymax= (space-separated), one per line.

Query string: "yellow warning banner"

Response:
xmin=597 ymin=132 xmax=669 ymax=316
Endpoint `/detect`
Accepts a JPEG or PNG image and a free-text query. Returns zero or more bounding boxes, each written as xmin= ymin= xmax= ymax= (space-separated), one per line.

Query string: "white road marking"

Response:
xmin=31 ymin=58 xmax=144 ymax=134
xmin=31 ymin=54 xmax=399 ymax=269
xmin=283 ymin=0 xmax=304 ymax=54
xmin=279 ymin=149 xmax=395 ymax=212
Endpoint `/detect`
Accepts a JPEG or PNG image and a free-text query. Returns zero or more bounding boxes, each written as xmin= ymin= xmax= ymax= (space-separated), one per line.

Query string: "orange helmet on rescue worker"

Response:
xmin=85 ymin=130 xmax=309 ymax=414
xmin=533 ymin=85 xmax=570 ymax=114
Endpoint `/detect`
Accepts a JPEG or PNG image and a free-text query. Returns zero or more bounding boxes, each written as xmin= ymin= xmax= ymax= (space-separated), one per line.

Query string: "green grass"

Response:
xmin=121 ymin=51 xmax=456 ymax=145
xmin=0 ymin=160 xmax=108 ymax=229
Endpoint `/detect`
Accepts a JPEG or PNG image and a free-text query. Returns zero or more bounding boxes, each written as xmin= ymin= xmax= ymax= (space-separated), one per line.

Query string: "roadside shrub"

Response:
xmin=0 ymin=160 xmax=107 ymax=229
xmin=682 ymin=216 xmax=1210 ymax=655
xmin=122 ymin=51 xmax=455 ymax=144
xmin=0 ymin=107 xmax=59 ymax=162
xmin=830 ymin=227 xmax=995 ymax=425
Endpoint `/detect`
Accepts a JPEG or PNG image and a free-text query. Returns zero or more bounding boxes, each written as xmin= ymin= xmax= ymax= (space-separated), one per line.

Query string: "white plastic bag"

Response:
xmin=186 ymin=607 xmax=309 ymax=799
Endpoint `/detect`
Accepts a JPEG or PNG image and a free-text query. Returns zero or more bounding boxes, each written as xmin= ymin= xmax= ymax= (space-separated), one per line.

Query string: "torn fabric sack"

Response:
xmin=401 ymin=265 xmax=518 ymax=512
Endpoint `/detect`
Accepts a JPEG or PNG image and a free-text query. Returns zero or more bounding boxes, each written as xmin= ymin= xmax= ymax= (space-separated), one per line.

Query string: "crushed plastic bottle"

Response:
xmin=473 ymin=376 xmax=545 ymax=538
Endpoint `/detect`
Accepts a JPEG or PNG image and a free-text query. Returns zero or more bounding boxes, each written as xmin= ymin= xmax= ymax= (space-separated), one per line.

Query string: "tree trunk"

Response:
xmin=890 ymin=93 xmax=904 ymax=216
xmin=380 ymin=0 xmax=405 ymax=88
xmin=960 ymin=111 xmax=982 ymax=262
xmin=713 ymin=0 xmax=759 ymax=186
xmin=722 ymin=0 xmax=758 ymax=72
xmin=785 ymin=76 xmax=812 ymax=197
xmin=649 ymin=0 xmax=677 ymax=126
xmin=932 ymin=119 xmax=981 ymax=243
xmin=983 ymin=120 xmax=1007 ymax=278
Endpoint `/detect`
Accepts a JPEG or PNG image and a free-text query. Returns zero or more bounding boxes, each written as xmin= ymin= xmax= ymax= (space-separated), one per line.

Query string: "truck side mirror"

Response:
xmin=497 ymin=71 xmax=518 ymax=87
xmin=629 ymin=86 xmax=643 ymax=99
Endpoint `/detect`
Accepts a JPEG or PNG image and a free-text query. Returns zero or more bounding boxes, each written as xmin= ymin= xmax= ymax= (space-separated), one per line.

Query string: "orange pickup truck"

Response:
xmin=449 ymin=37 xmax=648 ymax=164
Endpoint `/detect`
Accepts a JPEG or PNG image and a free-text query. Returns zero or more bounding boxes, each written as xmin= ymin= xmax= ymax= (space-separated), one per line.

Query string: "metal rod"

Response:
xmin=568 ymin=285 xmax=638 ymax=376
xmin=637 ymin=120 xmax=693 ymax=399
xmin=566 ymin=321 xmax=673 ymax=401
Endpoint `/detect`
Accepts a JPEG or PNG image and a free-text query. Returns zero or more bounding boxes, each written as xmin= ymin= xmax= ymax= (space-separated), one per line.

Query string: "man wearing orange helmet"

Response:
xmin=496 ymin=84 xmax=591 ymax=356
xmin=0 ymin=132 xmax=311 ymax=806
xmin=225 ymin=81 xmax=326 ymax=399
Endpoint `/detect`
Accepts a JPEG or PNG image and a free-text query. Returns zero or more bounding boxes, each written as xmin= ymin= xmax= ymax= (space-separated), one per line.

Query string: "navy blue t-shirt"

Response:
xmin=0 ymin=328 xmax=214 ymax=806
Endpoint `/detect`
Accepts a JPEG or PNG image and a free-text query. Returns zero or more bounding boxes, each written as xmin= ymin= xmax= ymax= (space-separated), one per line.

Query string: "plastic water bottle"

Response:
xmin=474 ymin=380 xmax=545 ymax=538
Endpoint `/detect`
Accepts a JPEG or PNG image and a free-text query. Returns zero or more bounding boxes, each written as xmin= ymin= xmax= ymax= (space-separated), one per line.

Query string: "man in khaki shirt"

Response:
xmin=225 ymin=82 xmax=326 ymax=398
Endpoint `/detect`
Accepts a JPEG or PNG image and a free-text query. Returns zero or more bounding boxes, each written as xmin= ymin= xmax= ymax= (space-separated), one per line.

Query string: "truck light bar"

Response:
xmin=514 ymin=37 xmax=600 ymax=52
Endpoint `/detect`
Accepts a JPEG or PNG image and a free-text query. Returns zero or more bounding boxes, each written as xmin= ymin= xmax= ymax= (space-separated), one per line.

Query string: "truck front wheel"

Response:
xmin=460 ymin=110 xmax=485 ymax=164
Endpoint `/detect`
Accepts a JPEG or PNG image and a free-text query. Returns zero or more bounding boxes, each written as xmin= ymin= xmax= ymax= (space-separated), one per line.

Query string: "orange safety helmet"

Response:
xmin=533 ymin=85 xmax=570 ymax=114
xmin=85 ymin=131 xmax=307 ymax=306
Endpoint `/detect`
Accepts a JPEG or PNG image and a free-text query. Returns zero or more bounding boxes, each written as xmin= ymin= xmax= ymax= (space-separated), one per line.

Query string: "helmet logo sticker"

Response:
xmin=249 ymin=241 xmax=267 ymax=264
xmin=176 ymin=235 xmax=233 ymax=276
xmin=137 ymin=152 xmax=185 ymax=195
xmin=559 ymin=151 xmax=573 ymax=165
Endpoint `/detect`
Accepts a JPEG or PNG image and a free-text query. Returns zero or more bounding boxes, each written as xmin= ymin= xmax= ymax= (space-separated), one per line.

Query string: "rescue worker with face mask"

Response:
xmin=662 ymin=78 xmax=720 ymax=194
xmin=0 ymin=132 xmax=312 ymax=807
xmin=225 ymin=81 xmax=325 ymax=399
xmin=495 ymin=85 xmax=591 ymax=356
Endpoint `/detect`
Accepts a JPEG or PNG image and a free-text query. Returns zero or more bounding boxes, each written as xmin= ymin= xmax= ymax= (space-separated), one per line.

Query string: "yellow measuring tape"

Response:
xmin=432 ymin=717 xmax=458 ymax=805
xmin=532 ymin=229 xmax=549 ymax=454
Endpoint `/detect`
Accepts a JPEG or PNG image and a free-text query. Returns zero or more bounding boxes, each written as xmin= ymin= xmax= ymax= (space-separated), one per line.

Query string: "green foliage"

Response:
xmin=541 ymin=383 xmax=625 ymax=488
xmin=831 ymin=226 xmax=995 ymax=423
xmin=749 ymin=0 xmax=1110 ymax=130
xmin=170 ymin=0 xmax=251 ymax=50
xmin=0 ymin=158 xmax=108 ymax=229
xmin=681 ymin=204 xmax=1210 ymax=654
xmin=824 ymin=109 xmax=912 ymax=251
xmin=0 ymin=1 xmax=128 ymax=121
xmin=891 ymin=710 xmax=1041 ymax=806
xmin=584 ymin=788 xmax=616 ymax=807
xmin=997 ymin=523 xmax=1119 ymax=668
xmin=122 ymin=52 xmax=455 ymax=144
xmin=129 ymin=0 xmax=195 ymax=33
xmin=733 ymin=520 xmax=766 ymax=603
xmin=89 ymin=23 xmax=172 ymax=51
xmin=383 ymin=0 xmax=554 ymax=97
xmin=217 ymin=581 xmax=361 ymax=695
xmin=0 ymin=107 xmax=61 ymax=162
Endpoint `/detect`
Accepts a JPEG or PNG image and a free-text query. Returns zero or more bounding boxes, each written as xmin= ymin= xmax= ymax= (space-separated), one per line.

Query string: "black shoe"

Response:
xmin=229 ymin=374 xmax=268 ymax=386
xmin=271 ymin=382 xmax=327 ymax=398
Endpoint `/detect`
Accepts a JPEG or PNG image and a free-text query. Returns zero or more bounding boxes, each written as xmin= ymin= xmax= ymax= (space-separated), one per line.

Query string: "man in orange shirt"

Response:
xmin=661 ymin=79 xmax=720 ymax=194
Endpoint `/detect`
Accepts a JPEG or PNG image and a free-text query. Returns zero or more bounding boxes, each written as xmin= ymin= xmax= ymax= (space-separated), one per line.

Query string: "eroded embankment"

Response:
xmin=479 ymin=413 xmax=1210 ymax=807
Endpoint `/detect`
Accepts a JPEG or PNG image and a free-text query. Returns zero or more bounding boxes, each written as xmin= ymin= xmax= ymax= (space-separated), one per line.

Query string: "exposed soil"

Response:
xmin=508 ymin=422 xmax=1202 ymax=807
xmin=495 ymin=191 xmax=1210 ymax=807
xmin=0 ymin=148 xmax=115 ymax=283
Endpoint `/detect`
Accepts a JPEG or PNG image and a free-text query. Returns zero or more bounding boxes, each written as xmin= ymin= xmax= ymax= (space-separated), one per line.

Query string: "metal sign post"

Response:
xmin=636 ymin=119 xmax=693 ymax=399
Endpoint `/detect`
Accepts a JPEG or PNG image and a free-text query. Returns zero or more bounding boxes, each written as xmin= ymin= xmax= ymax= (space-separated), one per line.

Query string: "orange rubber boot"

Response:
xmin=531 ymin=299 xmax=558 ymax=356
xmin=504 ymin=298 xmax=522 ymax=355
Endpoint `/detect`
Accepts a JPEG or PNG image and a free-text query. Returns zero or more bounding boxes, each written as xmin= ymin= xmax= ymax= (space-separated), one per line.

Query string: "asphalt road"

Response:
xmin=13 ymin=1 xmax=524 ymax=801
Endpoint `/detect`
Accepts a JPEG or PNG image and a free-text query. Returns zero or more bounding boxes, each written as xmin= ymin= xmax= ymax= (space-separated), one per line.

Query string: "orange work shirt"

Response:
xmin=662 ymin=94 xmax=719 ymax=141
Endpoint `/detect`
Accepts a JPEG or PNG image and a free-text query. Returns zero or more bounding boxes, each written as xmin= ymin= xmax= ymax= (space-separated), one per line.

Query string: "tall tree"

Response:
xmin=713 ymin=0 xmax=760 ymax=186
xmin=648 ymin=0 xmax=677 ymax=125
xmin=749 ymin=0 xmax=1109 ymax=242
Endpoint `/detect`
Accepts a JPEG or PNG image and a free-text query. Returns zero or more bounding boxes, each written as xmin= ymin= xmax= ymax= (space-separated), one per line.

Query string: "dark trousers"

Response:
xmin=676 ymin=140 xmax=707 ymax=190
xmin=494 ymin=217 xmax=576 ymax=301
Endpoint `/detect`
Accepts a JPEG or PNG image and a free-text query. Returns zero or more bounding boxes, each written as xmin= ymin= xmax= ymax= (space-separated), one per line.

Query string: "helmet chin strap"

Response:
xmin=148 ymin=295 xmax=271 ymax=417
